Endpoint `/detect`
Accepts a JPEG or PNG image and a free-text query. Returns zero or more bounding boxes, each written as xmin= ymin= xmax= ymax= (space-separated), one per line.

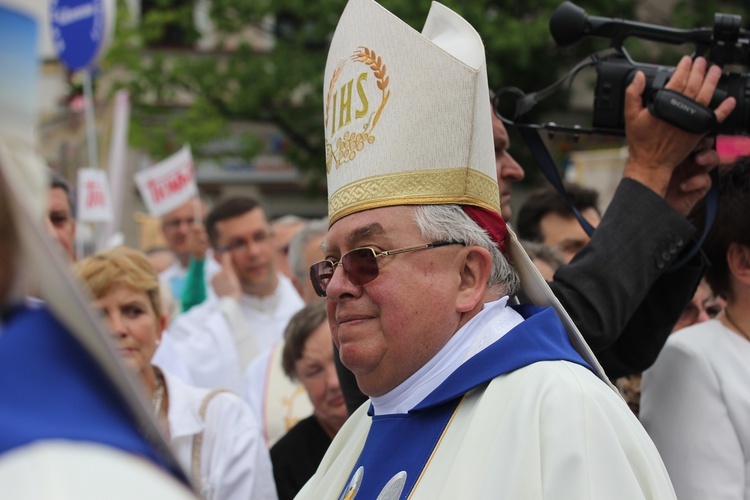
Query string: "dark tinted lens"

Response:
xmin=343 ymin=248 xmax=379 ymax=286
xmin=310 ymin=262 xmax=334 ymax=297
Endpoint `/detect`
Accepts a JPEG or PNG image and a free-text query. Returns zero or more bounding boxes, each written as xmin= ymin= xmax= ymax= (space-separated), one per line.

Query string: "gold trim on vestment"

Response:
xmin=407 ymin=395 xmax=466 ymax=498
xmin=328 ymin=168 xmax=501 ymax=225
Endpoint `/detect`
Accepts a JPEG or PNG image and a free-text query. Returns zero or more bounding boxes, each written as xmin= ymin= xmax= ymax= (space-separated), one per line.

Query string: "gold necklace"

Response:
xmin=724 ymin=308 xmax=750 ymax=342
xmin=152 ymin=374 xmax=165 ymax=418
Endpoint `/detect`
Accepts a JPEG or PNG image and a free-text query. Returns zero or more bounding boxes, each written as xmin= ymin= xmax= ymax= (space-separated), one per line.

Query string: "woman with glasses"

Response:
xmin=641 ymin=162 xmax=750 ymax=500
xmin=75 ymin=246 xmax=277 ymax=500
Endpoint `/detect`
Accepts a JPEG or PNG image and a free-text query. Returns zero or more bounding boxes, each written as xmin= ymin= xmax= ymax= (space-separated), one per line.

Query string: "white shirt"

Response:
xmin=641 ymin=319 xmax=750 ymax=500
xmin=235 ymin=276 xmax=305 ymax=356
xmin=163 ymin=370 xmax=278 ymax=500
xmin=167 ymin=274 xmax=304 ymax=393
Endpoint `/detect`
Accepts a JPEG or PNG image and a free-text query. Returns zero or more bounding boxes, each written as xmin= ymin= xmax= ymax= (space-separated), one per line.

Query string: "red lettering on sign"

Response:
xmin=85 ymin=181 xmax=106 ymax=208
xmin=146 ymin=163 xmax=194 ymax=204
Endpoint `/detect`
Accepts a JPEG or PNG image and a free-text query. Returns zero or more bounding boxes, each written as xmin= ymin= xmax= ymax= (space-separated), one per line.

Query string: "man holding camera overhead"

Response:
xmin=489 ymin=1 xmax=738 ymax=380
xmin=492 ymin=55 xmax=730 ymax=380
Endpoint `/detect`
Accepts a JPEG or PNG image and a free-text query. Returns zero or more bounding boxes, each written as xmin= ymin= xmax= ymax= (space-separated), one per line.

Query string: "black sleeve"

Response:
xmin=550 ymin=178 xmax=705 ymax=375
xmin=595 ymin=252 xmax=705 ymax=378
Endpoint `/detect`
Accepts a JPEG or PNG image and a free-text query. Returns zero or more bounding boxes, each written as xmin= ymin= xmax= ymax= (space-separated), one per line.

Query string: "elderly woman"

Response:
xmin=270 ymin=301 xmax=348 ymax=500
xmin=75 ymin=246 xmax=277 ymax=500
xmin=641 ymin=162 xmax=750 ymax=500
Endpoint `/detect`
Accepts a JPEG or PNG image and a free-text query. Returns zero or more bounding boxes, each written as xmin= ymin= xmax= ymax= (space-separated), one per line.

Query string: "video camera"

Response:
xmin=497 ymin=2 xmax=738 ymax=273
xmin=502 ymin=1 xmax=750 ymax=136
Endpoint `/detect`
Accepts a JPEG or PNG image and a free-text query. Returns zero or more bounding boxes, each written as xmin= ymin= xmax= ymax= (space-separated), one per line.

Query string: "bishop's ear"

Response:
xmin=455 ymin=246 xmax=492 ymax=313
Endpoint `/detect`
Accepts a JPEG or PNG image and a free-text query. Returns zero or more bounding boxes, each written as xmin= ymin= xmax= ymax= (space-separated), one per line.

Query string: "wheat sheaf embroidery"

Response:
xmin=326 ymin=47 xmax=391 ymax=172
xmin=325 ymin=61 xmax=344 ymax=131
xmin=351 ymin=47 xmax=390 ymax=130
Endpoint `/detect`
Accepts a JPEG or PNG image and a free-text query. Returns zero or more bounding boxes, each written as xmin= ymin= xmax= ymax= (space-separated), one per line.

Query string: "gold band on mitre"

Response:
xmin=328 ymin=168 xmax=500 ymax=226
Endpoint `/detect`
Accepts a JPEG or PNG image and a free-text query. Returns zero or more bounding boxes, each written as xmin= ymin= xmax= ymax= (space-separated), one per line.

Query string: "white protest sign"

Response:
xmin=135 ymin=145 xmax=198 ymax=217
xmin=77 ymin=167 xmax=113 ymax=222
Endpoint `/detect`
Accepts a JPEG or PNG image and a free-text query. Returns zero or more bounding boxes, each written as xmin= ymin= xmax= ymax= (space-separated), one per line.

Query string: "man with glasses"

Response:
xmin=241 ymin=217 xmax=330 ymax=447
xmin=158 ymin=196 xmax=220 ymax=310
xmin=297 ymin=0 xmax=734 ymax=497
xmin=166 ymin=196 xmax=304 ymax=394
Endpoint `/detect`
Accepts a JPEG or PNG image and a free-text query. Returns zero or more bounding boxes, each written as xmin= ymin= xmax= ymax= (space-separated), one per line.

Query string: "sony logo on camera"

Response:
xmin=670 ymin=98 xmax=697 ymax=116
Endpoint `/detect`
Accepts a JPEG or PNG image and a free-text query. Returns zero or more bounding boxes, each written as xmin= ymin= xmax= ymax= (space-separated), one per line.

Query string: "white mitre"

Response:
xmin=324 ymin=0 xmax=498 ymax=224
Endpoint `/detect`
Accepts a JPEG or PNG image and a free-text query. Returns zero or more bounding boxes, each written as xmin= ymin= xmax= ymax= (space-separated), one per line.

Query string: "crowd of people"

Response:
xmin=2 ymin=0 xmax=749 ymax=498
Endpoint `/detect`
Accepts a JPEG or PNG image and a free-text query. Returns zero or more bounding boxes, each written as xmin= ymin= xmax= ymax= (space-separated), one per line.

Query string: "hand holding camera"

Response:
xmin=624 ymin=56 xmax=735 ymax=204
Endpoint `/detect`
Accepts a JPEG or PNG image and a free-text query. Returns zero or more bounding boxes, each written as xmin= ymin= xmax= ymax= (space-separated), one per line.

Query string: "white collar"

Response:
xmin=163 ymin=369 xmax=205 ymax=439
xmin=238 ymin=274 xmax=294 ymax=314
xmin=371 ymin=297 xmax=523 ymax=416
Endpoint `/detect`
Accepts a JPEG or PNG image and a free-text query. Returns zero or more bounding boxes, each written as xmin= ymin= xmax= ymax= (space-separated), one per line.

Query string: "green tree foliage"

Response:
xmin=105 ymin=0 xmax=639 ymax=180
xmin=670 ymin=0 xmax=749 ymax=30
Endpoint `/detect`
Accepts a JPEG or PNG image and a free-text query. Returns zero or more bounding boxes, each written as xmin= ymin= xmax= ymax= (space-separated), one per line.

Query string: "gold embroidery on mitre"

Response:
xmin=328 ymin=168 xmax=500 ymax=225
xmin=325 ymin=47 xmax=390 ymax=173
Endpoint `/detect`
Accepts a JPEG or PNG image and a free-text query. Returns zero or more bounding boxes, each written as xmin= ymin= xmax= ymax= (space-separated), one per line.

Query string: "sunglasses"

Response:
xmin=309 ymin=240 xmax=465 ymax=297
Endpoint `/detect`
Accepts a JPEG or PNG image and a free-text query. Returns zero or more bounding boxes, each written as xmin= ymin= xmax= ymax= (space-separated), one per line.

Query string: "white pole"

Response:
xmin=100 ymin=90 xmax=130 ymax=249
xmin=82 ymin=69 xmax=99 ymax=253
xmin=82 ymin=70 xmax=99 ymax=169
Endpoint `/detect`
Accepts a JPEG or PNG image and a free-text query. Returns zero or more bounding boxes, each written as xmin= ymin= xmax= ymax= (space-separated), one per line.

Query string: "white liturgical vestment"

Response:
xmin=167 ymin=274 xmax=304 ymax=393
xmin=297 ymin=305 xmax=675 ymax=500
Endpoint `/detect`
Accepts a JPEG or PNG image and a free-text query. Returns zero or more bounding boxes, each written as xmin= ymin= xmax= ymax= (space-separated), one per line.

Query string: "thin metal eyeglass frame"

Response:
xmin=216 ymin=232 xmax=271 ymax=255
xmin=310 ymin=240 xmax=466 ymax=297
xmin=216 ymin=239 xmax=250 ymax=255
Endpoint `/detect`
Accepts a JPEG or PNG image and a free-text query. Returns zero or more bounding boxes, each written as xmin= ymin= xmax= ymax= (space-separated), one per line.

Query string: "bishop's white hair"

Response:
xmin=413 ymin=204 xmax=519 ymax=297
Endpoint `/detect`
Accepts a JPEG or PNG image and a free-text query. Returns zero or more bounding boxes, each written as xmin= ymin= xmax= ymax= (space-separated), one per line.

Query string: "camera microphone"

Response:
xmin=549 ymin=2 xmax=588 ymax=47
xmin=549 ymin=1 xmax=714 ymax=48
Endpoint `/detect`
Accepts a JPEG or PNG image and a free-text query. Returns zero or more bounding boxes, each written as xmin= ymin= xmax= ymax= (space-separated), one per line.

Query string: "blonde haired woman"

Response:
xmin=75 ymin=246 xmax=277 ymax=500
